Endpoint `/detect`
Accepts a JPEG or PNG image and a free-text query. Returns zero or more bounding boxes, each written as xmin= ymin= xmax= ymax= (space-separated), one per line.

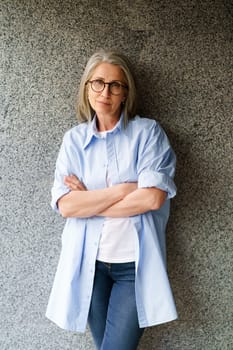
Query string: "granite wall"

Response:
xmin=1 ymin=0 xmax=232 ymax=349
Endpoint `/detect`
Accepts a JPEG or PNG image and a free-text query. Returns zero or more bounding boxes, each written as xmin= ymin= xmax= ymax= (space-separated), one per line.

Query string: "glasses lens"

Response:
xmin=110 ymin=82 xmax=122 ymax=95
xmin=89 ymin=80 xmax=127 ymax=95
xmin=91 ymin=80 xmax=104 ymax=92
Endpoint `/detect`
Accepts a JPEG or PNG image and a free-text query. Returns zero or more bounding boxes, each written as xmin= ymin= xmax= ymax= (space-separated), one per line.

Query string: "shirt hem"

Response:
xmin=139 ymin=314 xmax=178 ymax=328
xmin=96 ymin=257 xmax=136 ymax=263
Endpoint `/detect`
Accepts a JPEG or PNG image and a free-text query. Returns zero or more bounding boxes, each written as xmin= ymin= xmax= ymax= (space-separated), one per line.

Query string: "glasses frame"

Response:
xmin=86 ymin=79 xmax=128 ymax=96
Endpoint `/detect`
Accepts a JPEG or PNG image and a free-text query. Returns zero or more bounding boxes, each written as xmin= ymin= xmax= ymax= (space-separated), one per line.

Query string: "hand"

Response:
xmin=64 ymin=175 xmax=87 ymax=191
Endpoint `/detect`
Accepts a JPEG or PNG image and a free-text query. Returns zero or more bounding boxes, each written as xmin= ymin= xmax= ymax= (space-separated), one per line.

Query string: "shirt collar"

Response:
xmin=83 ymin=112 xmax=125 ymax=149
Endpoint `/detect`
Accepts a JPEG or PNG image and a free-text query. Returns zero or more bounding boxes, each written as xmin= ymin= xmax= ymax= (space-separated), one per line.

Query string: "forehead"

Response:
xmin=91 ymin=62 xmax=126 ymax=81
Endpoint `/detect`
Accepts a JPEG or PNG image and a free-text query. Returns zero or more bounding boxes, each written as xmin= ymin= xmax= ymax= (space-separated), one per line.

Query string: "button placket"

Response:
xmin=106 ymin=134 xmax=120 ymax=185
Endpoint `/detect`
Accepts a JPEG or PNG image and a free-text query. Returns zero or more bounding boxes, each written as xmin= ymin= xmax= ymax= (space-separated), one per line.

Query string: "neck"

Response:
xmin=96 ymin=114 xmax=120 ymax=131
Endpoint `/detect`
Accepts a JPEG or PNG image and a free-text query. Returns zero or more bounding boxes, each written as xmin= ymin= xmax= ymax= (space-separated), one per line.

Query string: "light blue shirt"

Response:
xmin=46 ymin=114 xmax=178 ymax=332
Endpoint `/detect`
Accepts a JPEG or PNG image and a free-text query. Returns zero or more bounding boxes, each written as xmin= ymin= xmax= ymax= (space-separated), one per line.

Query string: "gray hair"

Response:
xmin=76 ymin=49 xmax=137 ymax=124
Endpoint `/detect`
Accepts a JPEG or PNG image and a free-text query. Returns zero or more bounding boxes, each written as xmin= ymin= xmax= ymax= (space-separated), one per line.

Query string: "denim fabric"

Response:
xmin=88 ymin=261 xmax=144 ymax=350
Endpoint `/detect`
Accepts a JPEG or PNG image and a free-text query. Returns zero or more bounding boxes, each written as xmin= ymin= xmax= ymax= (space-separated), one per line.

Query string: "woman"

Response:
xmin=46 ymin=49 xmax=178 ymax=350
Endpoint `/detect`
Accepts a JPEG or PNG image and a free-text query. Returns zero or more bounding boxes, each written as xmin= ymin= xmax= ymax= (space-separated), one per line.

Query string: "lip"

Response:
xmin=96 ymin=100 xmax=111 ymax=106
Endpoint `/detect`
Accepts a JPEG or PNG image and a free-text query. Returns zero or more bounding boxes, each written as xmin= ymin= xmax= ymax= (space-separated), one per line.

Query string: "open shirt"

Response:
xmin=46 ymin=114 xmax=178 ymax=332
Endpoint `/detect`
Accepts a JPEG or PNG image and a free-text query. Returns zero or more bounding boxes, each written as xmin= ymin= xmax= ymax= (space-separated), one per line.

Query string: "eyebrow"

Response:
xmin=91 ymin=77 xmax=126 ymax=84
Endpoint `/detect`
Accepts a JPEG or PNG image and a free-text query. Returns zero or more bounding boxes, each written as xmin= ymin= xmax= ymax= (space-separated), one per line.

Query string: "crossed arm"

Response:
xmin=58 ymin=175 xmax=167 ymax=218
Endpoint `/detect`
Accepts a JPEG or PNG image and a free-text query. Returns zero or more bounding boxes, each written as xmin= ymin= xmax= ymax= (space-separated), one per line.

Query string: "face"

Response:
xmin=87 ymin=63 xmax=128 ymax=123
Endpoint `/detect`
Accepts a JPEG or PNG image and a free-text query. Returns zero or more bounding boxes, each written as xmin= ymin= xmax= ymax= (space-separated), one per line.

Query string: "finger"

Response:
xmin=64 ymin=175 xmax=86 ymax=191
xmin=64 ymin=175 xmax=79 ymax=187
xmin=76 ymin=182 xmax=86 ymax=191
xmin=64 ymin=177 xmax=77 ymax=189
xmin=70 ymin=176 xmax=86 ymax=190
xmin=64 ymin=175 xmax=74 ymax=184
xmin=69 ymin=174 xmax=79 ymax=182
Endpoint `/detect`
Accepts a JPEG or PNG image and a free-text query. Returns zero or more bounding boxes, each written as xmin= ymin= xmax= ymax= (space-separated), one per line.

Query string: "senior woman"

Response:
xmin=46 ymin=49 xmax=178 ymax=350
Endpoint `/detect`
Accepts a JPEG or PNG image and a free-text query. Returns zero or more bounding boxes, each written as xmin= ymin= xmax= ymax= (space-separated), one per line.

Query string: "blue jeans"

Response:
xmin=88 ymin=261 xmax=144 ymax=350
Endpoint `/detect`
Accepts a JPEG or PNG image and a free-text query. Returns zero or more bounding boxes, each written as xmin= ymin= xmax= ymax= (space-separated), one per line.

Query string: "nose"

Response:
xmin=101 ymin=83 xmax=111 ymax=97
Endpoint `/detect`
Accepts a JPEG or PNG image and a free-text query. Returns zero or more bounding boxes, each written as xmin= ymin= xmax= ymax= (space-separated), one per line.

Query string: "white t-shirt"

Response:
xmin=96 ymin=129 xmax=136 ymax=263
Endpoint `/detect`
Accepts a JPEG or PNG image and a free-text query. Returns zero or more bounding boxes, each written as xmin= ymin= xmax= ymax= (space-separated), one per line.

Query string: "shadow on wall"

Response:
xmin=134 ymin=60 xmax=221 ymax=327
xmin=136 ymin=63 xmax=198 ymax=315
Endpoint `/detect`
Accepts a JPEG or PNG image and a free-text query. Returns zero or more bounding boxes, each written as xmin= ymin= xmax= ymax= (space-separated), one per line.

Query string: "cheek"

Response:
xmin=114 ymin=97 xmax=124 ymax=107
xmin=87 ymin=87 xmax=94 ymax=102
xmin=87 ymin=93 xmax=95 ymax=108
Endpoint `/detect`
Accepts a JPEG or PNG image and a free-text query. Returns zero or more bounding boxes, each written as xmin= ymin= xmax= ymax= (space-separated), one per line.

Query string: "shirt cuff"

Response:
xmin=138 ymin=170 xmax=177 ymax=199
xmin=51 ymin=187 xmax=70 ymax=213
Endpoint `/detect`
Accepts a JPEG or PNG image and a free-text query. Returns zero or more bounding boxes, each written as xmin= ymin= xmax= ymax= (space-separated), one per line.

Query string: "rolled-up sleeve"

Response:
xmin=137 ymin=122 xmax=177 ymax=199
xmin=51 ymin=184 xmax=70 ymax=213
xmin=51 ymin=133 xmax=73 ymax=213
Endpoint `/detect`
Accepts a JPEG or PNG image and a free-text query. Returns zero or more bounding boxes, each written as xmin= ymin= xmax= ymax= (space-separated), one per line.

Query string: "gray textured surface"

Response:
xmin=1 ymin=0 xmax=232 ymax=349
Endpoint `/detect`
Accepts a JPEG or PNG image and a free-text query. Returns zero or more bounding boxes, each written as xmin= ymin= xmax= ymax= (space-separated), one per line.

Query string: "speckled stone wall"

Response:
xmin=1 ymin=0 xmax=232 ymax=349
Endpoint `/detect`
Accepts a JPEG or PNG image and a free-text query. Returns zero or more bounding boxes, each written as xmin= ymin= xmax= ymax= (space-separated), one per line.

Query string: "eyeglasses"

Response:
xmin=86 ymin=79 xmax=128 ymax=96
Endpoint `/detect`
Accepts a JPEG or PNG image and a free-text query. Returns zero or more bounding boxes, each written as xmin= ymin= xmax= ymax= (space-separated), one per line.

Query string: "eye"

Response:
xmin=92 ymin=79 xmax=104 ymax=89
xmin=110 ymin=81 xmax=121 ymax=89
xmin=109 ymin=81 xmax=123 ymax=95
